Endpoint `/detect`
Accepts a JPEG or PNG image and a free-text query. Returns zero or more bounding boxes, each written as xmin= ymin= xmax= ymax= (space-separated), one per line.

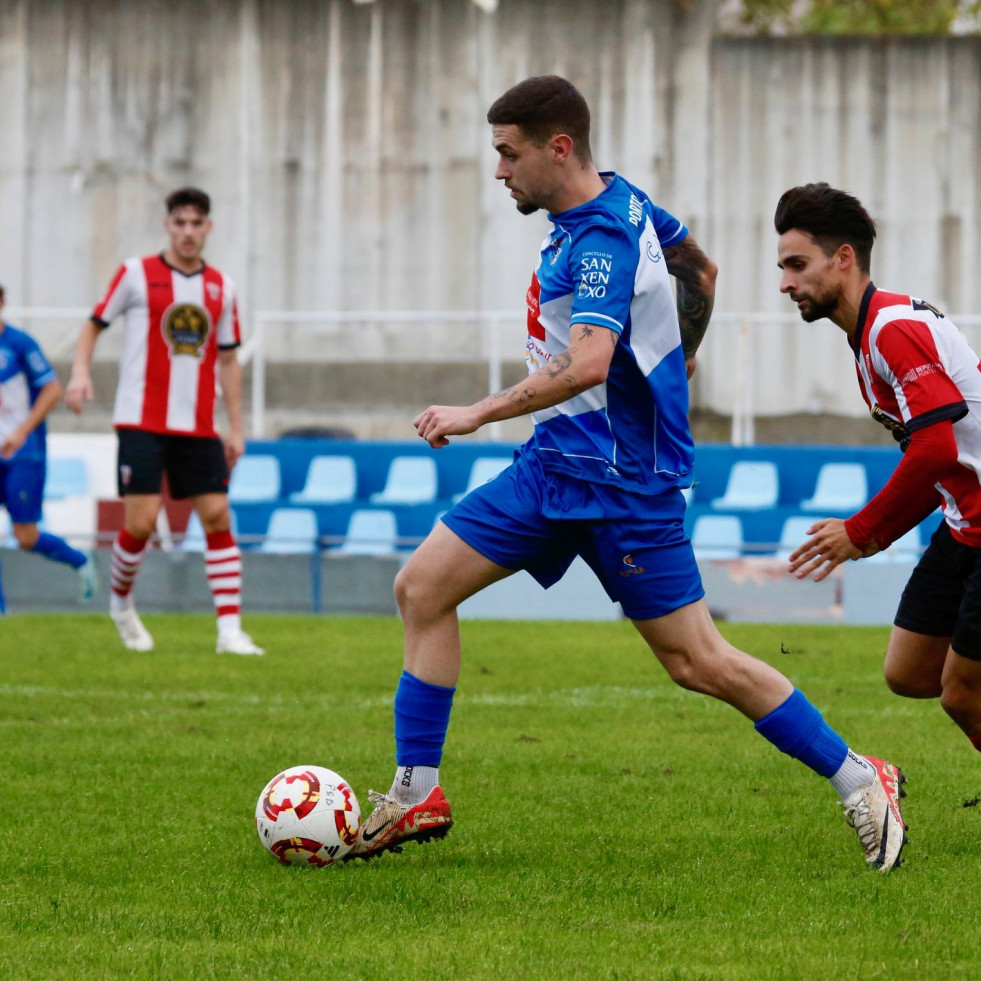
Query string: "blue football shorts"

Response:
xmin=0 ymin=455 xmax=45 ymax=524
xmin=441 ymin=447 xmax=704 ymax=621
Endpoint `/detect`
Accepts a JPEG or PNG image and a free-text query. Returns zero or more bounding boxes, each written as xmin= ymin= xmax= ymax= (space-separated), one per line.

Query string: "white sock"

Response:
xmin=829 ymin=750 xmax=876 ymax=799
xmin=392 ymin=765 xmax=439 ymax=805
xmin=217 ymin=613 xmax=242 ymax=637
xmin=109 ymin=592 xmax=134 ymax=615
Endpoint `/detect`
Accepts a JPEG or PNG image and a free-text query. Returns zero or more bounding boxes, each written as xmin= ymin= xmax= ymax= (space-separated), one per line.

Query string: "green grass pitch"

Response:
xmin=1 ymin=613 xmax=980 ymax=980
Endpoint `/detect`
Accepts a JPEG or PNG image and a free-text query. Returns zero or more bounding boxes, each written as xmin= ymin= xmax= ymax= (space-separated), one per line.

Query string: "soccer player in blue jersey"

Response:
xmin=347 ymin=77 xmax=907 ymax=871
xmin=0 ymin=284 xmax=96 ymax=601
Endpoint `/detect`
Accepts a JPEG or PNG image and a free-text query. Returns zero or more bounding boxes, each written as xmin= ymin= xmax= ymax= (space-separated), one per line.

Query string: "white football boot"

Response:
xmin=110 ymin=598 xmax=154 ymax=652
xmin=841 ymin=756 xmax=907 ymax=872
xmin=345 ymin=786 xmax=453 ymax=860
xmin=216 ymin=630 xmax=265 ymax=656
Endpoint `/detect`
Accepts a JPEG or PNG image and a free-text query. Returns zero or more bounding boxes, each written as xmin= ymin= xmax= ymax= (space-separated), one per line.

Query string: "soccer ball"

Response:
xmin=255 ymin=765 xmax=361 ymax=867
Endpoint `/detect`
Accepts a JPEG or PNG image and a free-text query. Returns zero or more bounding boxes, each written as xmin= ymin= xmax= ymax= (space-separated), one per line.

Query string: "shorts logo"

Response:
xmin=120 ymin=465 xmax=132 ymax=487
xmin=620 ymin=554 xmax=645 ymax=577
xmin=162 ymin=302 xmax=211 ymax=357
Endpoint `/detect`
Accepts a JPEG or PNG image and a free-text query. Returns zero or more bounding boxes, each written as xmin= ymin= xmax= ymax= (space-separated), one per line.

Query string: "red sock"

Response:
xmin=205 ymin=530 xmax=242 ymax=629
xmin=111 ymin=529 xmax=149 ymax=597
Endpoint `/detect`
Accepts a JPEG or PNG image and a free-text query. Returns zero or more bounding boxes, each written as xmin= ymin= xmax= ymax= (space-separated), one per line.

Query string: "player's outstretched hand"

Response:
xmin=414 ymin=404 xmax=482 ymax=449
xmin=64 ymin=374 xmax=94 ymax=415
xmin=788 ymin=517 xmax=864 ymax=582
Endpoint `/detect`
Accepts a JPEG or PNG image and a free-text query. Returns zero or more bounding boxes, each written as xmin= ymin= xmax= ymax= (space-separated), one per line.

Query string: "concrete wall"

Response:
xmin=1 ymin=0 xmax=979 ymax=421
xmin=0 ymin=547 xmax=908 ymax=625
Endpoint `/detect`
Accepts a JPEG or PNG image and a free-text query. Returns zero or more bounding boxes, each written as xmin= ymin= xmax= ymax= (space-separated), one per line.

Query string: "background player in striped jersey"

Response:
xmin=0 ymin=283 xmax=96 ymax=599
xmin=777 ymin=182 xmax=981 ymax=766
xmin=346 ymin=77 xmax=907 ymax=872
xmin=64 ymin=188 xmax=263 ymax=656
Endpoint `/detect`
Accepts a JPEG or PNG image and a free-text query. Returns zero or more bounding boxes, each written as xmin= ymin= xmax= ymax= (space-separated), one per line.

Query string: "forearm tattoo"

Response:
xmin=664 ymin=238 xmax=716 ymax=359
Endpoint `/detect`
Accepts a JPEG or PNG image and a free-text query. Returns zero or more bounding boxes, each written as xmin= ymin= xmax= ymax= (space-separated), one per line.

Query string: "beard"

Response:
xmin=796 ymin=284 xmax=842 ymax=323
xmin=516 ymin=201 xmax=541 ymax=215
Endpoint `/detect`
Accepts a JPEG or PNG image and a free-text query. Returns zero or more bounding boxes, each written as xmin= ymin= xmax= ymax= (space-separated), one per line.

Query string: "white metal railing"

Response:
xmin=247 ymin=309 xmax=519 ymax=439
xmin=9 ymin=306 xmax=981 ymax=446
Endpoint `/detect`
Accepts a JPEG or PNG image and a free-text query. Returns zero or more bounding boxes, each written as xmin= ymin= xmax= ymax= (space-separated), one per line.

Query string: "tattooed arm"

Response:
xmin=414 ymin=324 xmax=618 ymax=448
xmin=663 ymin=234 xmax=718 ymax=367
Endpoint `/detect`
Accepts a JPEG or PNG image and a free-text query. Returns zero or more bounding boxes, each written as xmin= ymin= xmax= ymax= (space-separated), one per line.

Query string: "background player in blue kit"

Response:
xmin=346 ymin=76 xmax=907 ymax=872
xmin=0 ymin=284 xmax=96 ymax=601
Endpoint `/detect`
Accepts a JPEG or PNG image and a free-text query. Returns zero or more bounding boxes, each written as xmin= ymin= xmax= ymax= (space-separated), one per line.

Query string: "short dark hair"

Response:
xmin=487 ymin=75 xmax=593 ymax=164
xmin=774 ymin=183 xmax=876 ymax=273
xmin=165 ymin=187 xmax=211 ymax=215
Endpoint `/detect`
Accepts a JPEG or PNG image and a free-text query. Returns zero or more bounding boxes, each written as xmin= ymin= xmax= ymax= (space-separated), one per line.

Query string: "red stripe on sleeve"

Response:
xmin=92 ymin=263 xmax=129 ymax=322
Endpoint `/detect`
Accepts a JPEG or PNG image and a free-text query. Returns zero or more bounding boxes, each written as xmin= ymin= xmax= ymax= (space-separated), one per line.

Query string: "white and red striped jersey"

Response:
xmin=92 ymin=254 xmax=241 ymax=437
xmin=853 ymin=284 xmax=981 ymax=545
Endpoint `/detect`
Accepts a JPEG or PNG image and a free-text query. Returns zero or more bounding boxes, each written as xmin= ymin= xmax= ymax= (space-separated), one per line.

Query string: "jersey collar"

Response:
xmin=547 ymin=171 xmax=619 ymax=222
xmin=159 ymin=252 xmax=207 ymax=278
xmin=850 ymin=281 xmax=877 ymax=358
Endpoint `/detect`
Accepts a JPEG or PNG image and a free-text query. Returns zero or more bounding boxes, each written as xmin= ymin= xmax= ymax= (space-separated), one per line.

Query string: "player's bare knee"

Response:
xmin=393 ymin=564 xmax=446 ymax=624
xmin=124 ymin=518 xmax=156 ymax=540
xmin=657 ymin=648 xmax=714 ymax=693
xmin=200 ymin=513 xmax=231 ymax=534
xmin=939 ymin=683 xmax=971 ymax=725
xmin=884 ymin=668 xmax=940 ymax=699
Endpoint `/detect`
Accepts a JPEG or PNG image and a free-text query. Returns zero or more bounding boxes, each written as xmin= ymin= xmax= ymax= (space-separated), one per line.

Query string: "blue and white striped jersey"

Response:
xmin=0 ymin=324 xmax=58 ymax=460
xmin=524 ymin=172 xmax=694 ymax=496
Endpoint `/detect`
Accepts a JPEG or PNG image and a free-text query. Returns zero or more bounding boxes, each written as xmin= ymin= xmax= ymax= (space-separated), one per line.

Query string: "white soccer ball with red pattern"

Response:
xmin=255 ymin=765 xmax=361 ymax=867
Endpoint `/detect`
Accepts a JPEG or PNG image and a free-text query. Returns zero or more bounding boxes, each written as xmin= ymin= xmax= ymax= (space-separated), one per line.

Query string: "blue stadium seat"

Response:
xmin=691 ymin=515 xmax=743 ymax=560
xmin=452 ymin=457 xmax=512 ymax=503
xmin=710 ymin=461 xmax=779 ymax=511
xmin=801 ymin=463 xmax=868 ymax=513
xmin=776 ymin=516 xmax=816 ymax=561
xmin=338 ymin=508 xmax=399 ymax=555
xmin=259 ymin=507 xmax=320 ymax=554
xmin=289 ymin=455 xmax=357 ymax=505
xmin=228 ymin=455 xmax=281 ymax=503
xmin=369 ymin=457 xmax=437 ymax=505
xmin=44 ymin=456 xmax=88 ymax=499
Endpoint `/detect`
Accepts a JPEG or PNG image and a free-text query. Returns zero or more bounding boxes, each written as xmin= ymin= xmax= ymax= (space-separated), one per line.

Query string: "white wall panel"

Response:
xmin=1 ymin=1 xmax=979 ymax=419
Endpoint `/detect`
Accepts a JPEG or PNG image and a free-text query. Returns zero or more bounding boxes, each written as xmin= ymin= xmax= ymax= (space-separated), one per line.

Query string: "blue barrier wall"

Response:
xmin=237 ymin=439 xmax=914 ymax=551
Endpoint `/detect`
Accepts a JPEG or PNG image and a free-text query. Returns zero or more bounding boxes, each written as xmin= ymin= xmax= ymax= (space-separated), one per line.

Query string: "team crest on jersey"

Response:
xmin=547 ymin=231 xmax=570 ymax=265
xmin=162 ymin=303 xmax=211 ymax=357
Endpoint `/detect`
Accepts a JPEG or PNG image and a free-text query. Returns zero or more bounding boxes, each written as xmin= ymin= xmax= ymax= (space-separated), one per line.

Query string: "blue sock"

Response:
xmin=754 ymin=689 xmax=848 ymax=777
xmin=393 ymin=670 xmax=456 ymax=767
xmin=32 ymin=532 xmax=87 ymax=570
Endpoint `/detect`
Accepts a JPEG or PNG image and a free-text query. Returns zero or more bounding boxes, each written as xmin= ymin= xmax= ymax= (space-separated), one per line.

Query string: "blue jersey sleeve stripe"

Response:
xmin=658 ymin=221 xmax=688 ymax=249
xmin=570 ymin=313 xmax=624 ymax=332
xmin=33 ymin=368 xmax=58 ymax=387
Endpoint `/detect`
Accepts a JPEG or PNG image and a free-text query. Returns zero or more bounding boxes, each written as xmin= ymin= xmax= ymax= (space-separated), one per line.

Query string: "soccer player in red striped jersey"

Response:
xmin=776 ymin=182 xmax=981 ymax=765
xmin=65 ymin=187 xmax=263 ymax=656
